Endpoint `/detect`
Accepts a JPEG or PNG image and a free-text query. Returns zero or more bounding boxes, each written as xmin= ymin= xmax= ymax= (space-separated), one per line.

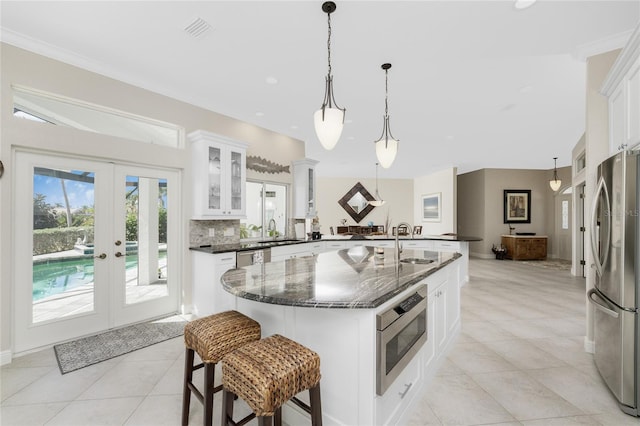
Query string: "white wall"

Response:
xmin=413 ymin=167 xmax=457 ymax=235
xmin=316 ymin=177 xmax=413 ymax=234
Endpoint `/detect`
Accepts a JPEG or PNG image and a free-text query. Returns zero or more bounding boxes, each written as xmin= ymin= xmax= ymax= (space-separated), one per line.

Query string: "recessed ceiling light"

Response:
xmin=255 ymin=112 xmax=264 ymax=117
xmin=514 ymin=0 xmax=537 ymax=10
xmin=265 ymin=76 xmax=278 ymax=85
xmin=290 ymin=125 xmax=299 ymax=129
xmin=446 ymin=135 xmax=454 ymax=140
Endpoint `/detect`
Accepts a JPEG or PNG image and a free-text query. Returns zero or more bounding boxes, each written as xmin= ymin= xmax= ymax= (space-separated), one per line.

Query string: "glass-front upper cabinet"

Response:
xmin=292 ymin=158 xmax=319 ymax=218
xmin=189 ymin=130 xmax=248 ymax=218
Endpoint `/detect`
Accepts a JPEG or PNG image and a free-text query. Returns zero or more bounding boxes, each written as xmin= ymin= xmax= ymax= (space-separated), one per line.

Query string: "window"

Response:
xmin=562 ymin=200 xmax=569 ymax=230
xmin=12 ymin=85 xmax=183 ymax=148
xmin=576 ymin=152 xmax=586 ymax=173
xmin=241 ymin=181 xmax=287 ymax=239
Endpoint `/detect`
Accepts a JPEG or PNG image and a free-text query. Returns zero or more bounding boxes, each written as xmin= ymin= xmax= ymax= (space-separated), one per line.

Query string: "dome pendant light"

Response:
xmin=374 ymin=63 xmax=399 ymax=169
xmin=549 ymin=157 xmax=562 ymax=191
xmin=314 ymin=1 xmax=346 ymax=151
xmin=369 ymin=162 xmax=386 ymax=207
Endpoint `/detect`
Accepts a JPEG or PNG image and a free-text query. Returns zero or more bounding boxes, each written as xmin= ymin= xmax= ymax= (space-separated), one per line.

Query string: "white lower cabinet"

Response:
xmin=323 ymin=240 xmax=347 ymax=251
xmin=191 ymin=251 xmax=236 ymax=316
xmin=425 ymin=265 xmax=461 ymax=371
xmin=270 ymin=244 xmax=315 ymax=261
xmin=376 ymin=351 xmax=423 ymax=426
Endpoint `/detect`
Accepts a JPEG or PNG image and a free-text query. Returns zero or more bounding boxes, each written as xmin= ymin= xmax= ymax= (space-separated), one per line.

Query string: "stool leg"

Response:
xmin=258 ymin=416 xmax=273 ymax=426
xmin=203 ymin=363 xmax=215 ymax=426
xmin=181 ymin=348 xmax=195 ymax=426
xmin=309 ymin=383 xmax=323 ymax=426
xmin=221 ymin=389 xmax=235 ymax=426
xmin=274 ymin=407 xmax=282 ymax=426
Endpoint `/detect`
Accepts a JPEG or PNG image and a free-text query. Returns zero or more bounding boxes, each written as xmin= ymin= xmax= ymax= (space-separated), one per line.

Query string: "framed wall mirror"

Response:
xmin=338 ymin=182 xmax=376 ymax=223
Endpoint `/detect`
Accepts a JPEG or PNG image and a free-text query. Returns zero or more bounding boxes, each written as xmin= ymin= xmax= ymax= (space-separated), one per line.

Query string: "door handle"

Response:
xmin=587 ymin=288 xmax=619 ymax=318
xmin=590 ymin=177 xmax=611 ymax=277
xmin=115 ymin=252 xmax=124 ymax=258
xmin=94 ymin=253 xmax=107 ymax=259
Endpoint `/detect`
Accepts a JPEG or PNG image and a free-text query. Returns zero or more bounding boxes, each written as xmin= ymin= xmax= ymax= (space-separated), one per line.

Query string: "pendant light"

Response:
xmin=374 ymin=63 xmax=399 ymax=169
xmin=549 ymin=157 xmax=562 ymax=191
xmin=314 ymin=1 xmax=346 ymax=151
xmin=369 ymin=162 xmax=386 ymax=206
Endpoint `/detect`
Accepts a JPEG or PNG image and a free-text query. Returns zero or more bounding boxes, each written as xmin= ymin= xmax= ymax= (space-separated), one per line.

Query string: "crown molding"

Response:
xmin=573 ymin=29 xmax=633 ymax=62
xmin=601 ymin=24 xmax=640 ymax=96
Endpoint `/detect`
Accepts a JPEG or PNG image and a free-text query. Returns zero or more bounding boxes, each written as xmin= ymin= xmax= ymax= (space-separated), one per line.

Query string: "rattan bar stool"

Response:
xmin=221 ymin=334 xmax=322 ymax=426
xmin=182 ymin=310 xmax=261 ymax=426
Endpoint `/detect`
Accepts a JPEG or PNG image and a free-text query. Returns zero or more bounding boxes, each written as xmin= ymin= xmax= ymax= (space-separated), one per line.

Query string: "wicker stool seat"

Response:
xmin=221 ymin=334 xmax=322 ymax=426
xmin=182 ymin=310 xmax=261 ymax=426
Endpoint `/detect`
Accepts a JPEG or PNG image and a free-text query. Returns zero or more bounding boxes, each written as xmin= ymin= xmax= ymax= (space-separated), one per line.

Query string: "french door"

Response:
xmin=14 ymin=151 xmax=180 ymax=353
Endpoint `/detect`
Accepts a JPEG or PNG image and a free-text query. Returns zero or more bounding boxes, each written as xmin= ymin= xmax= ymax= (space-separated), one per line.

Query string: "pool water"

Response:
xmin=32 ymin=252 xmax=167 ymax=301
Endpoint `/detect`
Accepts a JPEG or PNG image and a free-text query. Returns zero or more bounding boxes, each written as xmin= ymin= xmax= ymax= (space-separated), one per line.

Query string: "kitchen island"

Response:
xmin=221 ymin=247 xmax=462 ymax=425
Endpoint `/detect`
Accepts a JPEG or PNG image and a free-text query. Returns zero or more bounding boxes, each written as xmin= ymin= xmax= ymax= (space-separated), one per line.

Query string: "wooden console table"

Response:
xmin=501 ymin=235 xmax=547 ymax=260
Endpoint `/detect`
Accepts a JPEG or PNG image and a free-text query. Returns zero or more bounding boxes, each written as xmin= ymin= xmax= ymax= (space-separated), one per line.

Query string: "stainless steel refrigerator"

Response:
xmin=588 ymin=150 xmax=639 ymax=416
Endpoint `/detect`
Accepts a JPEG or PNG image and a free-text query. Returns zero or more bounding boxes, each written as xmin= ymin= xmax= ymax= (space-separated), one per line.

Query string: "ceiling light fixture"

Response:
xmin=374 ymin=63 xmax=399 ymax=169
xmin=514 ymin=0 xmax=537 ymax=10
xmin=314 ymin=1 xmax=345 ymax=151
xmin=549 ymin=157 xmax=562 ymax=191
xmin=369 ymin=162 xmax=386 ymax=207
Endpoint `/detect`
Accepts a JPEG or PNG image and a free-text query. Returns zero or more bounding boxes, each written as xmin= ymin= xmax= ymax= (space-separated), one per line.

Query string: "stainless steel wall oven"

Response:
xmin=376 ymin=285 xmax=428 ymax=395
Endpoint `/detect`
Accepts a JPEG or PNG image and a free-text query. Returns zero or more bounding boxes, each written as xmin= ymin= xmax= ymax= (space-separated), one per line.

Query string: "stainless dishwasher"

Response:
xmin=236 ymin=248 xmax=272 ymax=267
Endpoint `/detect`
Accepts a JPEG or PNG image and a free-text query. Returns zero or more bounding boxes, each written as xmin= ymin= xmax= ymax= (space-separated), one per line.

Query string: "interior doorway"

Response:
xmin=555 ymin=186 xmax=573 ymax=260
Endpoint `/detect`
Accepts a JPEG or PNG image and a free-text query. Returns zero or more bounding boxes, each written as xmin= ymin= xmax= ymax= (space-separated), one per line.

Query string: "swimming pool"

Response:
xmin=32 ymin=252 xmax=167 ymax=301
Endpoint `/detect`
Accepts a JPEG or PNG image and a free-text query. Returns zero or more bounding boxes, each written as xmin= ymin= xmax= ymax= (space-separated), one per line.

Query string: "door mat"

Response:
xmin=518 ymin=259 xmax=572 ymax=271
xmin=54 ymin=317 xmax=186 ymax=374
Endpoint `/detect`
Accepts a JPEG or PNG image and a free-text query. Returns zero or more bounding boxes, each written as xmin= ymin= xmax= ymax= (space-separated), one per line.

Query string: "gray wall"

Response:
xmin=458 ymin=166 xmax=571 ymax=258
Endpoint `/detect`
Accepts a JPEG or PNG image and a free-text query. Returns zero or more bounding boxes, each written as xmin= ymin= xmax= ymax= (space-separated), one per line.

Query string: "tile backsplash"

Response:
xmin=189 ymin=219 xmax=240 ymax=247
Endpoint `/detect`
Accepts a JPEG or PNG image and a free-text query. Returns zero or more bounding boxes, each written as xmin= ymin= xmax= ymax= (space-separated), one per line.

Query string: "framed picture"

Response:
xmin=422 ymin=193 xmax=441 ymax=222
xmin=504 ymin=189 xmax=531 ymax=223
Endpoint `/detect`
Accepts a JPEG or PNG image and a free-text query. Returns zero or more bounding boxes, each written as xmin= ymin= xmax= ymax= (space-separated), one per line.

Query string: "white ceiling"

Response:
xmin=1 ymin=1 xmax=639 ymax=178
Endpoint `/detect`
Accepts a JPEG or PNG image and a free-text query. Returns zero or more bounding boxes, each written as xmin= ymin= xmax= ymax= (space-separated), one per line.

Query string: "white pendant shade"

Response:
xmin=314 ymin=107 xmax=344 ymax=151
xmin=549 ymin=179 xmax=562 ymax=191
xmin=375 ymin=138 xmax=399 ymax=169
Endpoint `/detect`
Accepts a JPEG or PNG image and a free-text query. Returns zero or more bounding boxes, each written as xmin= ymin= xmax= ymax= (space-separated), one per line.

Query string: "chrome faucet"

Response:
xmin=395 ymin=222 xmax=413 ymax=264
xmin=267 ymin=218 xmax=277 ymax=240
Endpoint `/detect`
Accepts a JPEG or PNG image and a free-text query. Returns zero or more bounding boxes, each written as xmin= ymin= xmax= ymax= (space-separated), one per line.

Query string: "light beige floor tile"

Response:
xmin=472 ymin=370 xmax=584 ymax=421
xmin=150 ymin=357 xmax=188 ymax=396
xmin=46 ymin=397 xmax=143 ymax=425
xmin=490 ymin=319 xmax=561 ymax=340
xmin=0 ymin=402 xmax=67 ymax=425
xmin=482 ymin=339 xmax=567 ymax=371
xmin=3 ymin=349 xmax=58 ymax=370
xmin=2 ymin=361 xmax=114 ymax=406
xmin=448 ymin=341 xmax=519 ymax=374
xmin=404 ymin=398 xmax=442 ymax=425
xmin=461 ymin=321 xmax=518 ymax=342
xmin=528 ymin=336 xmax=594 ymax=366
xmin=526 ymin=367 xmax=621 ymax=415
xmin=1 ymin=367 xmax=55 ymax=401
xmin=424 ymin=374 xmax=516 ymax=425
xmin=77 ymin=360 xmax=174 ymax=400
xmin=124 ymin=394 xmax=187 ymax=426
xmin=592 ymin=409 xmax=640 ymax=425
xmin=521 ymin=416 xmax=602 ymax=426
xmin=435 ymin=357 xmax=465 ymax=377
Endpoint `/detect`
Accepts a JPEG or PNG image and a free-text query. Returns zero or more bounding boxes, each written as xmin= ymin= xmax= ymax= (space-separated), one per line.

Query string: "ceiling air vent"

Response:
xmin=184 ymin=17 xmax=211 ymax=38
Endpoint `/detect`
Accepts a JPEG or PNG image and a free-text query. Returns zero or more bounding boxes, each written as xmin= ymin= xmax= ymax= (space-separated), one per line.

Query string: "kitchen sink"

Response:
xmin=400 ymin=258 xmax=434 ymax=265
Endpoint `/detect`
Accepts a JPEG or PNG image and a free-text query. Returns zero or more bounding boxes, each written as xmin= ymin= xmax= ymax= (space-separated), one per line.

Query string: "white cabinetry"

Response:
xmin=292 ymin=158 xmax=319 ymax=219
xmin=191 ymin=251 xmax=237 ymax=316
xmin=270 ymin=243 xmax=314 ymax=261
xmin=425 ymin=266 xmax=461 ymax=374
xmin=189 ymin=130 xmax=248 ymax=218
xmin=601 ymin=26 xmax=640 ymax=154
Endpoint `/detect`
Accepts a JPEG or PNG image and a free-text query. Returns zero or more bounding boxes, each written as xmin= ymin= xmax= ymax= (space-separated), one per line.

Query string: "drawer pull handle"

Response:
xmin=399 ymin=382 xmax=413 ymax=398
xmin=221 ymin=257 xmax=233 ymax=262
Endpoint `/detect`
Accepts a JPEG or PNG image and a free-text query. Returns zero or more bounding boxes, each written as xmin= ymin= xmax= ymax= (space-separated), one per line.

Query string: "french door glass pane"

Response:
xmin=124 ymin=176 xmax=168 ymax=305
xmin=32 ymin=167 xmax=95 ymax=323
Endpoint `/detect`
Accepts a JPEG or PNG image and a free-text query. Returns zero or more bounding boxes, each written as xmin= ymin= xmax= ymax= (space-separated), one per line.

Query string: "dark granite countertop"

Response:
xmin=221 ymin=247 xmax=461 ymax=309
xmin=190 ymin=235 xmax=481 ymax=255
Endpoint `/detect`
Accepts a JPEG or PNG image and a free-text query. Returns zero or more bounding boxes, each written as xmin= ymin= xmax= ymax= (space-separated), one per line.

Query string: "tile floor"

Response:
xmin=2 ymin=259 xmax=639 ymax=425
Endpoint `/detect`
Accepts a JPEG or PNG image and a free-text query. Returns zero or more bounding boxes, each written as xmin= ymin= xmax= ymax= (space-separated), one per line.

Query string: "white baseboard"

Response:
xmin=1 ymin=350 xmax=12 ymax=366
xmin=584 ymin=337 xmax=595 ymax=354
